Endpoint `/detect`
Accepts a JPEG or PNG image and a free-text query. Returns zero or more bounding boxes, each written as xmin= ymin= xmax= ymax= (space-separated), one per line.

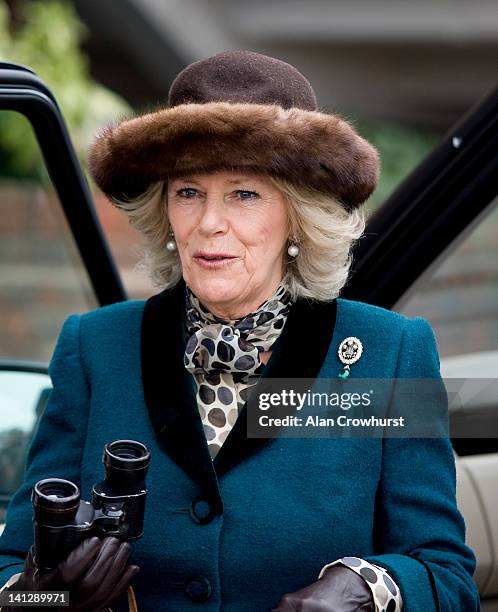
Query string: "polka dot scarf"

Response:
xmin=183 ymin=278 xmax=293 ymax=459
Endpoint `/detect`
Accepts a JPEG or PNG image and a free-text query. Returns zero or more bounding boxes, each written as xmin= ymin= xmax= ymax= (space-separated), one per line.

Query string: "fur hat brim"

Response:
xmin=87 ymin=102 xmax=380 ymax=210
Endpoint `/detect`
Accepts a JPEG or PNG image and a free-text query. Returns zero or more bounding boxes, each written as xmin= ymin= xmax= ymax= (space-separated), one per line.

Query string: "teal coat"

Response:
xmin=0 ymin=280 xmax=479 ymax=611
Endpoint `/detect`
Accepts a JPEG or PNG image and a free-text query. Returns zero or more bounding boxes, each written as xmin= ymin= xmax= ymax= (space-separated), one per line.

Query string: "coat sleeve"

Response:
xmin=0 ymin=314 xmax=90 ymax=586
xmin=363 ymin=316 xmax=480 ymax=612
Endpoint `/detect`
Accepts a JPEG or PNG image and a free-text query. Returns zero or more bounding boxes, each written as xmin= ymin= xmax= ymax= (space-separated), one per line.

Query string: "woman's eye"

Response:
xmin=236 ymin=190 xmax=259 ymax=200
xmin=176 ymin=187 xmax=198 ymax=198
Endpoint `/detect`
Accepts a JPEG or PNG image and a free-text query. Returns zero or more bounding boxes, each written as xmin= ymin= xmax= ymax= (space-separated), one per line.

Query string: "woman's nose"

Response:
xmin=197 ymin=196 xmax=230 ymax=236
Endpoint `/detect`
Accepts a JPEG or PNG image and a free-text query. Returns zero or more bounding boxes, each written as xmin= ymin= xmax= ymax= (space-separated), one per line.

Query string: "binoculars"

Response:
xmin=31 ymin=439 xmax=151 ymax=570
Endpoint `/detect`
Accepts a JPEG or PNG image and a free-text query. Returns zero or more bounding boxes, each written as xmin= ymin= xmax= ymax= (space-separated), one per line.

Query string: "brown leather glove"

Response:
xmin=272 ymin=564 xmax=375 ymax=611
xmin=3 ymin=536 xmax=140 ymax=612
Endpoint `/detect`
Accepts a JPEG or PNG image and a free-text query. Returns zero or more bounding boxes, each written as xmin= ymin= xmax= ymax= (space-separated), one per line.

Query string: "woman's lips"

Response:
xmin=193 ymin=254 xmax=239 ymax=269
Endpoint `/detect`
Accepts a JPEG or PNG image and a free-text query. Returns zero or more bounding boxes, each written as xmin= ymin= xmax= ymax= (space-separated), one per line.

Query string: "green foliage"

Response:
xmin=0 ymin=0 xmax=131 ymax=181
xmin=353 ymin=117 xmax=442 ymax=212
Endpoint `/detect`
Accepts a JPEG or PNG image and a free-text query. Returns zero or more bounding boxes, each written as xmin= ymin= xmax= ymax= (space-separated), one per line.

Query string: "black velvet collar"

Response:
xmin=141 ymin=278 xmax=337 ymax=513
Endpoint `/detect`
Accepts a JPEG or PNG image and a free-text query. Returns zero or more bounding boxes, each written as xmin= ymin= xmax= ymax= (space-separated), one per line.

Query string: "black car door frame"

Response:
xmin=0 ymin=62 xmax=126 ymax=306
xmin=343 ymin=84 xmax=497 ymax=308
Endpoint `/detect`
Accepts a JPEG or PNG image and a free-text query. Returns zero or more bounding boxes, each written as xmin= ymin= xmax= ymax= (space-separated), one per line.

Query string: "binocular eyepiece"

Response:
xmin=32 ymin=439 xmax=151 ymax=570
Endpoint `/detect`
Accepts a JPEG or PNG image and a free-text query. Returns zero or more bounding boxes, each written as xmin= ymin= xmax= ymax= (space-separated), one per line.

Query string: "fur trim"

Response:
xmin=87 ymin=102 xmax=380 ymax=209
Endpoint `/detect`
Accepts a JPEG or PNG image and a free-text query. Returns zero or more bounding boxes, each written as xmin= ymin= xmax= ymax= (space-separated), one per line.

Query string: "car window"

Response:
xmin=1 ymin=112 xmax=98 ymax=362
xmin=0 ymin=370 xmax=50 ymax=527
xmin=395 ymin=197 xmax=498 ymax=367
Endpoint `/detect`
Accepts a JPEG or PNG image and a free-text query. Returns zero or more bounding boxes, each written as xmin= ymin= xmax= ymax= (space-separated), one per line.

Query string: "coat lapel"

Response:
xmin=141 ymin=279 xmax=338 ymax=509
xmin=141 ymin=279 xmax=222 ymax=510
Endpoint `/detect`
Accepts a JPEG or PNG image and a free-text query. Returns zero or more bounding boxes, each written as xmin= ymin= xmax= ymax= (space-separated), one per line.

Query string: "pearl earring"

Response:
xmin=287 ymin=243 xmax=299 ymax=257
xmin=166 ymin=232 xmax=176 ymax=252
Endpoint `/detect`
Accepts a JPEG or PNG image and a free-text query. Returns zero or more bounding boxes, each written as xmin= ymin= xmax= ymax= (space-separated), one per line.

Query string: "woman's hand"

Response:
xmin=272 ymin=565 xmax=375 ymax=611
xmin=3 ymin=536 xmax=140 ymax=612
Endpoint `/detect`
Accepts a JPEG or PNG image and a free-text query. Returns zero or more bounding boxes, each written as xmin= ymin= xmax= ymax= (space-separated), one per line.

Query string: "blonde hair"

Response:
xmin=110 ymin=174 xmax=366 ymax=301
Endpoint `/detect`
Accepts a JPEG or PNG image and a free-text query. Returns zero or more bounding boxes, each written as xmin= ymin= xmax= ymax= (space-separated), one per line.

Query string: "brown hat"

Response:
xmin=87 ymin=50 xmax=380 ymax=210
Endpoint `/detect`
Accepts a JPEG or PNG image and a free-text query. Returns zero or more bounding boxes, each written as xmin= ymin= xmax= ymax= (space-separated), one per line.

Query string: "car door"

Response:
xmin=0 ymin=63 xmax=125 ymax=534
xmin=0 ymin=63 xmax=496 ymax=607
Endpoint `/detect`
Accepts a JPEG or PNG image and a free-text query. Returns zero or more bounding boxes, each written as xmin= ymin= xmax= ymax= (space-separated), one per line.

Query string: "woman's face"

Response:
xmin=167 ymin=169 xmax=289 ymax=320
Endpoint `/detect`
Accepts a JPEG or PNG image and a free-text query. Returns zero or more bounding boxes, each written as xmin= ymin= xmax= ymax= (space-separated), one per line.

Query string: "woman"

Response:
xmin=0 ymin=50 xmax=479 ymax=611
